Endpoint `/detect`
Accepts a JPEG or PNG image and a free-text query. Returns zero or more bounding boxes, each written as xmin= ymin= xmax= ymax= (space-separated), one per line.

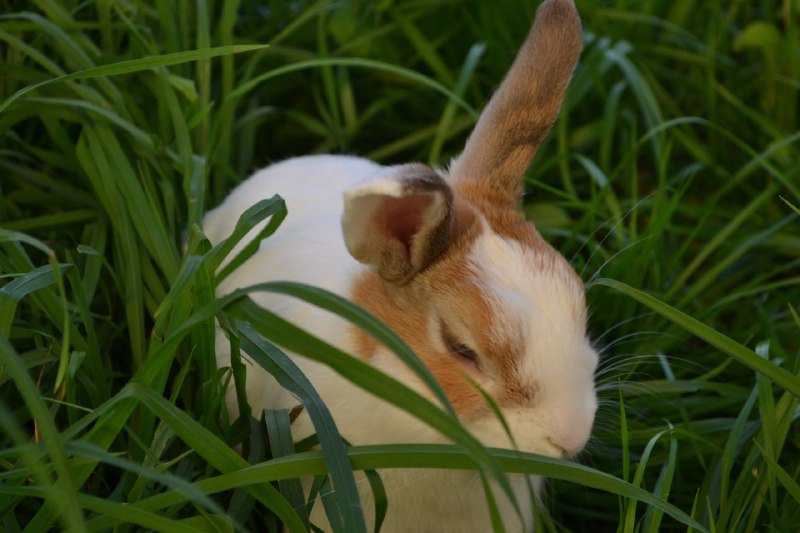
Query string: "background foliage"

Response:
xmin=1 ymin=0 xmax=798 ymax=531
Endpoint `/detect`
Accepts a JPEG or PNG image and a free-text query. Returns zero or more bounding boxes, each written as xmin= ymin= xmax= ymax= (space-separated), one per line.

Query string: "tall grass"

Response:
xmin=1 ymin=0 xmax=798 ymax=531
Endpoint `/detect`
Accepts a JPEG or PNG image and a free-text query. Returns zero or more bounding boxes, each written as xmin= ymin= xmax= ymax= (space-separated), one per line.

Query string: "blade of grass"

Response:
xmin=264 ymin=410 xmax=309 ymax=528
xmin=0 ymin=263 xmax=74 ymax=337
xmin=0 ymin=335 xmax=85 ymax=530
xmin=645 ymin=428 xmax=679 ymax=532
xmin=227 ymin=58 xmax=477 ymax=120
xmin=213 ymin=198 xmax=288 ymax=284
xmin=234 ymin=321 xmax=364 ymax=533
xmin=593 ymin=278 xmax=800 ymax=398
xmin=428 ymin=42 xmax=485 ymax=164
xmin=0 ymin=44 xmax=268 ymax=114
xmin=119 ymin=382 xmax=307 ymax=533
xmin=85 ymin=444 xmax=708 ymax=532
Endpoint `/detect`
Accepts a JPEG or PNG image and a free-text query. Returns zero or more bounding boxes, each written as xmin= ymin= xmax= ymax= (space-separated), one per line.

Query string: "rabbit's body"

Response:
xmin=206 ymin=155 xmax=539 ymax=531
xmin=207 ymin=1 xmax=596 ymax=531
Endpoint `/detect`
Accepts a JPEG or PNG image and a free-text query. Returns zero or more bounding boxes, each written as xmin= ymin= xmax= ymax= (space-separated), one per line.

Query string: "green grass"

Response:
xmin=1 ymin=0 xmax=799 ymax=531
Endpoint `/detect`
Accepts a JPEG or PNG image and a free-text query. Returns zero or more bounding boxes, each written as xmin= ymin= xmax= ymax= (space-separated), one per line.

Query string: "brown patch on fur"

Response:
xmin=348 ymin=195 xmax=544 ymax=417
xmin=499 ymin=367 xmax=538 ymax=407
xmin=348 ymin=197 xmax=492 ymax=415
xmin=349 ymin=268 xmax=484 ymax=415
xmin=455 ymin=180 xmax=546 ymax=245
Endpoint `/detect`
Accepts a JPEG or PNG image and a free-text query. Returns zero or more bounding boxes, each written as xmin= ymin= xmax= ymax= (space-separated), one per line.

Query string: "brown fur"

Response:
xmin=451 ymin=0 xmax=582 ymax=211
xmin=349 ymin=196 xmax=538 ymax=417
xmin=349 ymin=270 xmax=485 ymax=415
xmin=450 ymin=0 xmax=584 ymax=290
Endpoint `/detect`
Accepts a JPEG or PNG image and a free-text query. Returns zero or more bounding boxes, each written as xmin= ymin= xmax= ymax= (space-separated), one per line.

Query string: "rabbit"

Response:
xmin=203 ymin=0 xmax=597 ymax=531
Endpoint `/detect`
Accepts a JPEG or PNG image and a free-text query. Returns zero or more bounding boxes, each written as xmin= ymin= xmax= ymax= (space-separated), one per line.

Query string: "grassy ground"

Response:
xmin=1 ymin=0 xmax=799 ymax=531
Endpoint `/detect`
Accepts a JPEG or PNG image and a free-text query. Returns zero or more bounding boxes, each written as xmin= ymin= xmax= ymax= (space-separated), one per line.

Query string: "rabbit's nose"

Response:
xmin=545 ymin=399 xmax=596 ymax=457
xmin=546 ymin=427 xmax=588 ymax=457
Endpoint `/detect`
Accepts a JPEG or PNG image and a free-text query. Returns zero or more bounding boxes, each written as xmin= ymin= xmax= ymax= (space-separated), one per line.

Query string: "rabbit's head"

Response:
xmin=341 ymin=0 xmax=595 ymax=458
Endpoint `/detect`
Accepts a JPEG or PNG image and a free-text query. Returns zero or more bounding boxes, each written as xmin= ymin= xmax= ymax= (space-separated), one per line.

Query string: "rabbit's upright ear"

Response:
xmin=450 ymin=0 xmax=582 ymax=211
xmin=342 ymin=163 xmax=454 ymax=285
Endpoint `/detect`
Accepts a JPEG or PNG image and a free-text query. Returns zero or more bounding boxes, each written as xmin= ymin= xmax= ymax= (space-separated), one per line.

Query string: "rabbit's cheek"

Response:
xmin=425 ymin=356 xmax=486 ymax=414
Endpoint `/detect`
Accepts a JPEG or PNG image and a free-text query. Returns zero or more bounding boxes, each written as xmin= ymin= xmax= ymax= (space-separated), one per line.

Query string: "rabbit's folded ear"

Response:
xmin=342 ymin=163 xmax=453 ymax=284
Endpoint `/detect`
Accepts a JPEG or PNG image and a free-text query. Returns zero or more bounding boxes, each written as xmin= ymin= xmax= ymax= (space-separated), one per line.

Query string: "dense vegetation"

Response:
xmin=1 ymin=0 xmax=798 ymax=531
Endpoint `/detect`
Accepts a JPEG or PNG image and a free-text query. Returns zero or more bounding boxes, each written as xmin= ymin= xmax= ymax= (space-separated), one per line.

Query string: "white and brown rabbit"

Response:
xmin=204 ymin=0 xmax=597 ymax=530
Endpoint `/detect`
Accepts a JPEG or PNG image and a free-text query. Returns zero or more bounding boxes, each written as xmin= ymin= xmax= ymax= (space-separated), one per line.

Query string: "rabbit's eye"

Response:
xmin=441 ymin=322 xmax=478 ymax=363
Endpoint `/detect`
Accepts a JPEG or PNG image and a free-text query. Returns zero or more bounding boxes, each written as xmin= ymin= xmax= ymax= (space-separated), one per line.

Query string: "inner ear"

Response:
xmin=376 ymin=193 xmax=435 ymax=255
xmin=342 ymin=164 xmax=453 ymax=285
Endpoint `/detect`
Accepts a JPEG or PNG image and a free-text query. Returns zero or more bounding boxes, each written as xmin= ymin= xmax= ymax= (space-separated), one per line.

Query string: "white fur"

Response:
xmin=344 ymin=168 xmax=406 ymax=200
xmin=468 ymin=230 xmax=598 ymax=456
xmin=205 ymin=156 xmax=377 ymax=414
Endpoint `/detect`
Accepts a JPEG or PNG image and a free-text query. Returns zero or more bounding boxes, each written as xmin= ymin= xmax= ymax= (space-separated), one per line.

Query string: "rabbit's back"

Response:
xmin=205 ymin=154 xmax=380 ymax=297
xmin=204 ymin=155 xmax=381 ymax=414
